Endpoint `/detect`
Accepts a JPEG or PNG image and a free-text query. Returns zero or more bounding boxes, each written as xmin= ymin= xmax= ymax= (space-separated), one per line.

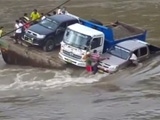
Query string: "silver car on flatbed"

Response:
xmin=98 ymin=39 xmax=160 ymax=73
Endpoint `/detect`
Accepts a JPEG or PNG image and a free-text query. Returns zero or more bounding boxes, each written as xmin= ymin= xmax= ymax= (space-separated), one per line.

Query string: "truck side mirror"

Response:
xmin=56 ymin=27 xmax=64 ymax=34
xmin=56 ymin=29 xmax=60 ymax=34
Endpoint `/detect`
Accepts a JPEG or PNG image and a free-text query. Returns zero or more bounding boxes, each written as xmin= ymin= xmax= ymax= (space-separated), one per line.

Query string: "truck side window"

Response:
xmin=91 ymin=37 xmax=101 ymax=49
xmin=133 ymin=49 xmax=139 ymax=57
xmin=67 ymin=20 xmax=77 ymax=26
xmin=140 ymin=47 xmax=147 ymax=56
xmin=59 ymin=23 xmax=67 ymax=29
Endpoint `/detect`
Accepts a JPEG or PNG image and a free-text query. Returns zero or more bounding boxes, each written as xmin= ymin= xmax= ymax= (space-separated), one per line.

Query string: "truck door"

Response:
xmin=90 ymin=37 xmax=103 ymax=53
xmin=55 ymin=23 xmax=67 ymax=45
xmin=138 ymin=46 xmax=149 ymax=61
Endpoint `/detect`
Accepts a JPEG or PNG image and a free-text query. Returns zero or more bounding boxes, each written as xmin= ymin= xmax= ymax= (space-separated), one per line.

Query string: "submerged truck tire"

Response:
xmin=43 ymin=39 xmax=55 ymax=52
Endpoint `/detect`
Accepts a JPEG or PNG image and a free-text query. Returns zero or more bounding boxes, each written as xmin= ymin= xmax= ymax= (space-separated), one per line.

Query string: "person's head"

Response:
xmin=53 ymin=11 xmax=56 ymax=15
xmin=15 ymin=20 xmax=19 ymax=23
xmin=47 ymin=13 xmax=51 ymax=16
xmin=41 ymin=13 xmax=44 ymax=16
xmin=33 ymin=9 xmax=37 ymax=13
xmin=0 ymin=26 xmax=3 ymax=29
xmin=24 ymin=13 xmax=28 ymax=16
xmin=86 ymin=51 xmax=91 ymax=57
xmin=93 ymin=50 xmax=97 ymax=53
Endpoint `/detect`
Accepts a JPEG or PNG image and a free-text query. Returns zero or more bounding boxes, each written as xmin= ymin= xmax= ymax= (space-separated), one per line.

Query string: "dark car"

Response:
xmin=23 ymin=14 xmax=79 ymax=51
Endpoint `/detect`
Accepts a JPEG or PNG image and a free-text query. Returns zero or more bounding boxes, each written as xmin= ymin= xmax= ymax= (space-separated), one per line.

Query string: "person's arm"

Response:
xmin=82 ymin=54 xmax=87 ymax=61
xmin=37 ymin=12 xmax=41 ymax=19
xmin=30 ymin=12 xmax=33 ymax=20
xmin=15 ymin=24 xmax=18 ymax=29
xmin=0 ymin=30 xmax=2 ymax=37
xmin=99 ymin=54 xmax=107 ymax=61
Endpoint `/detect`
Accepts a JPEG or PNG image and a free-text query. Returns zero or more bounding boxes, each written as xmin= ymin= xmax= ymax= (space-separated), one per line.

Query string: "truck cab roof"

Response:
xmin=68 ymin=23 xmax=104 ymax=37
xmin=116 ymin=39 xmax=148 ymax=51
xmin=48 ymin=14 xmax=78 ymax=23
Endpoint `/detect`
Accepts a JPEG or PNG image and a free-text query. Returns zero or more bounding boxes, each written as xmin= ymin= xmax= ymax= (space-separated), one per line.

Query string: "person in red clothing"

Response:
xmin=91 ymin=50 xmax=100 ymax=62
xmin=24 ymin=22 xmax=30 ymax=30
xmin=91 ymin=50 xmax=107 ymax=74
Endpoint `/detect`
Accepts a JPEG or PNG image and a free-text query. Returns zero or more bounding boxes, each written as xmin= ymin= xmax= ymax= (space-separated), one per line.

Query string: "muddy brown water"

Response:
xmin=0 ymin=0 xmax=160 ymax=120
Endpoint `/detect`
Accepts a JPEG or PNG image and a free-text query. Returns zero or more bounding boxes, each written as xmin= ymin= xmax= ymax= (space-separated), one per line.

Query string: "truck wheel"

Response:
xmin=43 ymin=39 xmax=55 ymax=52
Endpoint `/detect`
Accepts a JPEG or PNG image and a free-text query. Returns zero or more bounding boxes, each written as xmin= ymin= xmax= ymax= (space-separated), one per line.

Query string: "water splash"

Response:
xmin=0 ymin=68 xmax=108 ymax=91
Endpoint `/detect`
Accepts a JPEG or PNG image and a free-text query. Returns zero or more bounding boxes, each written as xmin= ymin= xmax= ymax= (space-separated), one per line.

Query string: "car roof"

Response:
xmin=49 ymin=14 xmax=78 ymax=23
xmin=117 ymin=39 xmax=148 ymax=51
xmin=68 ymin=23 xmax=104 ymax=37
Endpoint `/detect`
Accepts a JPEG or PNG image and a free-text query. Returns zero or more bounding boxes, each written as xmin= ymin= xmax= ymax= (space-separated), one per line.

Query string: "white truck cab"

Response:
xmin=59 ymin=23 xmax=105 ymax=67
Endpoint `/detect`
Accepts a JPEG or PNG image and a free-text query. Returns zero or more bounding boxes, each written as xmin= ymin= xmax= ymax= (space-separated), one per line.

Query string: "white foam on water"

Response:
xmin=0 ymin=68 xmax=108 ymax=91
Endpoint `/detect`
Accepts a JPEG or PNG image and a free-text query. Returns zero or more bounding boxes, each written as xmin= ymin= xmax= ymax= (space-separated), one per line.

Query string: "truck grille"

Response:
xmin=63 ymin=50 xmax=81 ymax=59
xmin=99 ymin=62 xmax=110 ymax=68
xmin=27 ymin=30 xmax=37 ymax=37
xmin=24 ymin=35 xmax=33 ymax=42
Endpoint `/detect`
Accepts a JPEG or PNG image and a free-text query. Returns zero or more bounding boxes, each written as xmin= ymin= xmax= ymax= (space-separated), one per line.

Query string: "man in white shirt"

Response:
xmin=41 ymin=13 xmax=46 ymax=20
xmin=57 ymin=7 xmax=62 ymax=14
xmin=14 ymin=20 xmax=23 ymax=44
xmin=130 ymin=53 xmax=138 ymax=66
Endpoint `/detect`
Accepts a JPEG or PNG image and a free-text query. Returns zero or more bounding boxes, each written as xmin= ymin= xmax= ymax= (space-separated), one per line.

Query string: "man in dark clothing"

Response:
xmin=92 ymin=60 xmax=100 ymax=74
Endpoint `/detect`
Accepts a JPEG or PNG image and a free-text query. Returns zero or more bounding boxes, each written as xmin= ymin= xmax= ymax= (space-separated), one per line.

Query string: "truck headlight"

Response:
xmin=108 ymin=65 xmax=118 ymax=72
xmin=37 ymin=34 xmax=46 ymax=39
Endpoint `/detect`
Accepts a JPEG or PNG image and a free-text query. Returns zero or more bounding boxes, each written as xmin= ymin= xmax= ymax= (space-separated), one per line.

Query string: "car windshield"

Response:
xmin=63 ymin=29 xmax=91 ymax=50
xmin=109 ymin=46 xmax=130 ymax=60
xmin=39 ymin=18 xmax=58 ymax=30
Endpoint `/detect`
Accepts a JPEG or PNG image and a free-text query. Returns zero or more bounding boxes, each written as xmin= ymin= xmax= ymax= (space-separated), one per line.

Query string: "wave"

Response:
xmin=0 ymin=68 xmax=108 ymax=91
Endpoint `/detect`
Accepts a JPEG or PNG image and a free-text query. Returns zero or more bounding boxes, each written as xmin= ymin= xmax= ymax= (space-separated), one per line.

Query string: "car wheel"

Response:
xmin=43 ymin=39 xmax=55 ymax=52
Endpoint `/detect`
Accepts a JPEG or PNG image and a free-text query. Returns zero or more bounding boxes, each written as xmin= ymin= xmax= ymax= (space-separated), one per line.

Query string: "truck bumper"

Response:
xmin=22 ymin=37 xmax=39 ymax=46
xmin=97 ymin=65 xmax=117 ymax=74
xmin=22 ymin=35 xmax=44 ymax=46
xmin=59 ymin=53 xmax=86 ymax=67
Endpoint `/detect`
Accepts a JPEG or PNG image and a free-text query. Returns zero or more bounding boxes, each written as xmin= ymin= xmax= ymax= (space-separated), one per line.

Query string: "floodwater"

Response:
xmin=0 ymin=0 xmax=160 ymax=119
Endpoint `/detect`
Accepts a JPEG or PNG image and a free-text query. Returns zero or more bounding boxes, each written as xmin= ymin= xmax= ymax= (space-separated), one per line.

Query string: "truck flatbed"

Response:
xmin=111 ymin=22 xmax=144 ymax=40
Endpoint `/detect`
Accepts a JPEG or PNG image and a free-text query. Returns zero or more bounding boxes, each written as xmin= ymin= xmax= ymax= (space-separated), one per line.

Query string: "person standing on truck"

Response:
xmin=82 ymin=52 xmax=93 ymax=73
xmin=53 ymin=11 xmax=57 ymax=15
xmin=30 ymin=9 xmax=40 ymax=23
xmin=23 ymin=13 xmax=30 ymax=23
xmin=41 ymin=13 xmax=46 ymax=20
xmin=57 ymin=7 xmax=62 ymax=14
xmin=14 ymin=20 xmax=23 ymax=44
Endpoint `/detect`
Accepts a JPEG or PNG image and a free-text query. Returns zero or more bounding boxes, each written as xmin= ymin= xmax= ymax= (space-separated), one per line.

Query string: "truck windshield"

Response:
xmin=63 ymin=29 xmax=91 ymax=49
xmin=39 ymin=18 xmax=58 ymax=30
xmin=109 ymin=46 xmax=130 ymax=60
